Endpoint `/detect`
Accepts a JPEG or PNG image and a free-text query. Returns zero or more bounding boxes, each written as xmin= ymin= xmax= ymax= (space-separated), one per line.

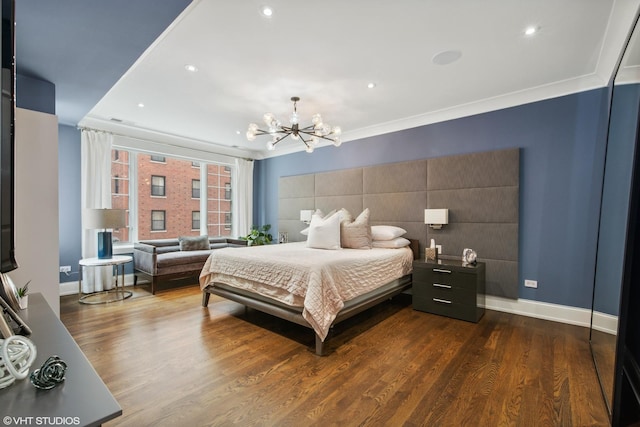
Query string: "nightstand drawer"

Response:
xmin=412 ymin=281 xmax=476 ymax=306
xmin=413 ymin=293 xmax=482 ymax=323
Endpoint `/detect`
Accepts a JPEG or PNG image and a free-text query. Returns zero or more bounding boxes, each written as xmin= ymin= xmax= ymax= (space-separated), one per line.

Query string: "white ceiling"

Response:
xmin=79 ymin=0 xmax=640 ymax=159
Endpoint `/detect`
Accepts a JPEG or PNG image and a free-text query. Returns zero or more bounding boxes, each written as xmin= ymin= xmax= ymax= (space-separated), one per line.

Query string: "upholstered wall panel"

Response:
xmin=278 ymin=197 xmax=315 ymax=220
xmin=280 ymin=174 xmax=315 ymax=198
xmin=429 ymin=224 xmax=518 ymax=261
xmin=315 ymin=168 xmax=363 ymax=196
xmin=278 ymin=148 xmax=519 ymax=298
xmin=427 ymin=187 xmax=519 ymax=223
xmin=315 ymin=196 xmax=363 ymax=217
xmin=427 ymin=149 xmax=519 ymax=190
xmin=279 ymin=174 xmax=315 ymax=243
xmin=363 ymin=160 xmax=427 ymax=194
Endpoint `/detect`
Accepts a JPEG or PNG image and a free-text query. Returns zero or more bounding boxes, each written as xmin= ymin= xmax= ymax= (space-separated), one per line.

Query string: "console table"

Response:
xmin=0 ymin=293 xmax=122 ymax=426
xmin=413 ymin=259 xmax=486 ymax=322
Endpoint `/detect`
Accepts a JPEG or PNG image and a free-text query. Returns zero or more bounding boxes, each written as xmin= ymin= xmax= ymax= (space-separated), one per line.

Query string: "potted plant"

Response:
xmin=16 ymin=280 xmax=30 ymax=309
xmin=241 ymin=224 xmax=273 ymax=246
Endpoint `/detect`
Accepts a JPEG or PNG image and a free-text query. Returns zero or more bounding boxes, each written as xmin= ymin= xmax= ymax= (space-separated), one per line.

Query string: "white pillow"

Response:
xmin=371 ymin=225 xmax=407 ymax=241
xmin=372 ymin=237 xmax=411 ymax=248
xmin=306 ymin=212 xmax=341 ymax=249
xmin=300 ymin=208 xmax=343 ymax=236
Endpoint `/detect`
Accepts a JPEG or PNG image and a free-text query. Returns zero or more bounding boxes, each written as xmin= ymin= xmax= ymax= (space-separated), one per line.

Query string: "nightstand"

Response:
xmin=412 ymin=259 xmax=485 ymax=322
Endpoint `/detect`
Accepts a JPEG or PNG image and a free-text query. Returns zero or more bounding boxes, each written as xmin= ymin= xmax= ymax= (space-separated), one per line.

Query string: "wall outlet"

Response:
xmin=524 ymin=279 xmax=538 ymax=288
xmin=59 ymin=265 xmax=71 ymax=274
xmin=436 ymin=245 xmax=442 ymax=254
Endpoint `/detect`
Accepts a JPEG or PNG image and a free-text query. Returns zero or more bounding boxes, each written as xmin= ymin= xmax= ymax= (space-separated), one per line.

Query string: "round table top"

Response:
xmin=79 ymin=255 xmax=133 ymax=267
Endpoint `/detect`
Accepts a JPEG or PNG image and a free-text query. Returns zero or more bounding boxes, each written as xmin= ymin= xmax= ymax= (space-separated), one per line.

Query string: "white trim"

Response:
xmin=592 ymin=310 xmax=619 ymax=335
xmin=59 ymin=273 xmax=138 ymax=296
xmin=483 ymin=295 xmax=593 ymax=328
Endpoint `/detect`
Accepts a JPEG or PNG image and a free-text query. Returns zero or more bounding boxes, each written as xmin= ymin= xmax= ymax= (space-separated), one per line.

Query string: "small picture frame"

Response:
xmin=278 ymin=231 xmax=289 ymax=244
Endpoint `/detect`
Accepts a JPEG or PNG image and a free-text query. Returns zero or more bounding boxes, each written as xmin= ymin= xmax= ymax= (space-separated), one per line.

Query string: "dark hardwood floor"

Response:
xmin=60 ymin=285 xmax=610 ymax=426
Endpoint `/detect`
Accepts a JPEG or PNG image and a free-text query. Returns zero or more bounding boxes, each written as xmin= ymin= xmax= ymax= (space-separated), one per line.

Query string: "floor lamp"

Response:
xmin=83 ymin=209 xmax=127 ymax=259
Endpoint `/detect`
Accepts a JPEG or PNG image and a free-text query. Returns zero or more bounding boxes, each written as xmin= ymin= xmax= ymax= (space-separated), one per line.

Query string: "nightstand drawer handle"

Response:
xmin=433 ymin=298 xmax=452 ymax=304
xmin=433 ymin=268 xmax=452 ymax=274
xmin=433 ymin=283 xmax=451 ymax=289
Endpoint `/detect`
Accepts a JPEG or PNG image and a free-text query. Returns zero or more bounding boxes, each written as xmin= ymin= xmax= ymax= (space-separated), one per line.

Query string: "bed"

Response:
xmin=199 ymin=240 xmax=418 ymax=355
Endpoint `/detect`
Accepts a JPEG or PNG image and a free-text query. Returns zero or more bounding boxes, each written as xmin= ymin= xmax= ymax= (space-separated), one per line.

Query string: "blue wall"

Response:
xmin=594 ymin=83 xmax=640 ymax=315
xmin=58 ymin=125 xmax=82 ymax=283
xmin=16 ymin=74 xmax=55 ymax=114
xmin=255 ymin=89 xmax=610 ymax=309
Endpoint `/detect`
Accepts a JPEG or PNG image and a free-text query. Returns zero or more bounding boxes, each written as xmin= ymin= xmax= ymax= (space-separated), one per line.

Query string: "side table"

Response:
xmin=78 ymin=255 xmax=133 ymax=304
xmin=412 ymin=259 xmax=486 ymax=322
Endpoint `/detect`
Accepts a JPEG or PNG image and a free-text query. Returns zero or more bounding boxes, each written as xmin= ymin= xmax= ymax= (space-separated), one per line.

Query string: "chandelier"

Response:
xmin=246 ymin=97 xmax=342 ymax=153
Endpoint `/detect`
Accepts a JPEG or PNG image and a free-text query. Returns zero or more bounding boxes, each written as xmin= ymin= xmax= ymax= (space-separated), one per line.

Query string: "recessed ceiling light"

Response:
xmin=367 ymin=82 xmax=377 ymax=89
xmin=137 ymin=103 xmax=145 ymax=108
xmin=185 ymin=64 xmax=198 ymax=72
xmin=432 ymin=50 xmax=462 ymax=65
xmin=261 ymin=6 xmax=273 ymax=17
xmin=524 ymin=26 xmax=538 ymax=36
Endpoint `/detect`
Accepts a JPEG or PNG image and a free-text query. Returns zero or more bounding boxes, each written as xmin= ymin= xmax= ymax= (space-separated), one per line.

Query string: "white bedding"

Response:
xmin=199 ymin=242 xmax=413 ymax=341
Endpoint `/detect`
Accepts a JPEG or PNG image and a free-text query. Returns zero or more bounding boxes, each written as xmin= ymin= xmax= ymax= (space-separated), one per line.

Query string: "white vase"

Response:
xmin=18 ymin=295 xmax=28 ymax=310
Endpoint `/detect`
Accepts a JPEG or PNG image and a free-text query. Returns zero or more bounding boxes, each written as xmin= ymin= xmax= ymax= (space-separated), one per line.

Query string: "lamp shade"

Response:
xmin=424 ymin=209 xmax=448 ymax=226
xmin=83 ymin=209 xmax=127 ymax=230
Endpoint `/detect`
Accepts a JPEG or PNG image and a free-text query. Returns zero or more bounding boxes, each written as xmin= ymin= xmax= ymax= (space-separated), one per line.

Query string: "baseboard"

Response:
xmin=483 ymin=295 xmax=594 ymax=329
xmin=591 ymin=310 xmax=618 ymax=335
xmin=59 ymin=273 xmax=138 ymax=296
xmin=58 ymin=280 xmax=613 ymax=333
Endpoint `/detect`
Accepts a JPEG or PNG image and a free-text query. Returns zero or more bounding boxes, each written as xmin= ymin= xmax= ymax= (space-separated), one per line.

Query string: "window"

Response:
xmin=192 ymin=162 xmax=200 ymax=168
xmin=150 ymin=155 xmax=166 ymax=163
xmin=111 ymin=150 xmax=130 ymax=243
xmin=224 ymin=183 xmax=231 ymax=200
xmin=151 ymin=210 xmax=166 ymax=231
xmin=151 ymin=175 xmax=166 ymax=196
xmin=192 ymin=179 xmax=200 ymax=199
xmin=192 ymin=211 xmax=200 ymax=230
xmin=110 ymin=150 xmax=233 ymax=241
xmin=206 ymin=164 xmax=233 ymax=237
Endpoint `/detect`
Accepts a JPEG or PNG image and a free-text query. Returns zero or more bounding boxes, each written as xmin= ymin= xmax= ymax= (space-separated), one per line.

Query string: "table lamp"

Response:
xmin=83 ymin=209 xmax=127 ymax=259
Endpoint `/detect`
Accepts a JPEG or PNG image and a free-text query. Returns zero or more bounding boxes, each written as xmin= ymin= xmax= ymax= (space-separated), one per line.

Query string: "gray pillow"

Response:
xmin=179 ymin=235 xmax=209 ymax=251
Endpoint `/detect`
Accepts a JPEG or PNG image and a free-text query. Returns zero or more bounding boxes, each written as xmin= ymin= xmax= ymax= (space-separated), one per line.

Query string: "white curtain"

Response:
xmin=80 ymin=130 xmax=114 ymax=292
xmin=234 ymin=158 xmax=253 ymax=238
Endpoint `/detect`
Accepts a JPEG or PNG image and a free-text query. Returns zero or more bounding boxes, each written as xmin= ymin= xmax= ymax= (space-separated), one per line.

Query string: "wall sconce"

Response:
xmin=424 ymin=209 xmax=449 ymax=229
xmin=300 ymin=210 xmax=314 ymax=224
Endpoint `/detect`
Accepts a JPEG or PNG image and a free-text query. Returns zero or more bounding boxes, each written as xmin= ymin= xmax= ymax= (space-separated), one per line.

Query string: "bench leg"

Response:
xmin=202 ymin=291 xmax=210 ymax=307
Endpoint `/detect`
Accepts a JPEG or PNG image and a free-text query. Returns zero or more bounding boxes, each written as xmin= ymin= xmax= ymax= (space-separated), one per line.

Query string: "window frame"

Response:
xmin=108 ymin=144 xmax=237 ymax=252
xmin=151 ymin=210 xmax=166 ymax=231
xmin=150 ymin=175 xmax=166 ymax=197
xmin=192 ymin=179 xmax=200 ymax=199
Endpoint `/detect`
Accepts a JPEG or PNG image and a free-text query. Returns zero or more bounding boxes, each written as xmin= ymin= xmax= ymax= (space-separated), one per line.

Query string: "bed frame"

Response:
xmin=201 ymin=239 xmax=419 ymax=356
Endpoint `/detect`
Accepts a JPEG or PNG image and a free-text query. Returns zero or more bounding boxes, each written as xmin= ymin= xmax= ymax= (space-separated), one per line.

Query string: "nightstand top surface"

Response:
xmin=413 ymin=258 xmax=485 ymax=270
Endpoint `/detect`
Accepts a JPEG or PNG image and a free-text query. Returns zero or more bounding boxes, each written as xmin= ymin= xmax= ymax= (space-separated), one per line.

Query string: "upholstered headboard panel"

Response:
xmin=278 ymin=148 xmax=519 ymax=299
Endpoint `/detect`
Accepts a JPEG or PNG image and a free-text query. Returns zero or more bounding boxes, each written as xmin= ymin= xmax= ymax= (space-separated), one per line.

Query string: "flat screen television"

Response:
xmin=0 ymin=0 xmax=17 ymax=274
